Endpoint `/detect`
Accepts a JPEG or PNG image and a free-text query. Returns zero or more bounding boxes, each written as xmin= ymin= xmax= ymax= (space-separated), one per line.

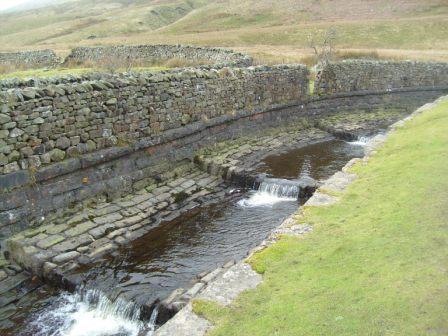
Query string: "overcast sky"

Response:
xmin=0 ymin=0 xmax=33 ymax=11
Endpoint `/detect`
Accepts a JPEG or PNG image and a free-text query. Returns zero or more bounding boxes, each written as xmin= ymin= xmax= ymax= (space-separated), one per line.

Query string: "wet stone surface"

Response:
xmin=5 ymin=165 xmax=226 ymax=286
xmin=194 ymin=108 xmax=404 ymax=185
xmin=315 ymin=108 xmax=410 ymax=139
xmin=195 ymin=126 xmax=331 ymax=184
xmin=0 ymin=111 xmax=398 ymax=335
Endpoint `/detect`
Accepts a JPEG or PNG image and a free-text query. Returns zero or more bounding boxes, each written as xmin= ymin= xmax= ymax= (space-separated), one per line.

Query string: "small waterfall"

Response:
xmin=146 ymin=306 xmax=159 ymax=336
xmin=21 ymin=288 xmax=158 ymax=336
xmin=238 ymin=178 xmax=300 ymax=207
xmin=348 ymin=135 xmax=369 ymax=146
xmin=257 ymin=179 xmax=300 ymax=199
xmin=79 ymin=289 xmax=142 ymax=322
xmin=298 ymin=156 xmax=311 ymax=179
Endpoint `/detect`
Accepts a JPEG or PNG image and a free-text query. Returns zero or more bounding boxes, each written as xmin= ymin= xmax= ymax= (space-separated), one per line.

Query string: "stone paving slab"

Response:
xmin=320 ymin=171 xmax=357 ymax=193
xmin=155 ymin=262 xmax=262 ymax=336
xmin=5 ymin=165 xmax=225 ymax=285
xmin=195 ymin=126 xmax=331 ymax=184
xmin=304 ymin=191 xmax=338 ymax=207
xmin=155 ymin=303 xmax=212 ymax=336
xmin=197 ymin=263 xmax=262 ymax=306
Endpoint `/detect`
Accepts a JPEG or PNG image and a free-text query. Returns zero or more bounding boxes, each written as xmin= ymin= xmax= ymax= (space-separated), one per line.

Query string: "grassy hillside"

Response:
xmin=0 ymin=0 xmax=207 ymax=53
xmin=0 ymin=0 xmax=447 ymax=62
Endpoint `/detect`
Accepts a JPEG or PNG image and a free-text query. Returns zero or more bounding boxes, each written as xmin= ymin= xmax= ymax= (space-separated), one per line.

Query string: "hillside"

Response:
xmin=0 ymin=0 xmax=447 ymax=62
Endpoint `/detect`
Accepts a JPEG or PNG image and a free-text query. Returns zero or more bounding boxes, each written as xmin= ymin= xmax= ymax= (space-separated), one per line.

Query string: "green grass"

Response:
xmin=1 ymin=0 xmax=448 ymax=60
xmin=195 ymin=97 xmax=448 ymax=335
xmin=234 ymin=18 xmax=448 ymax=49
xmin=0 ymin=0 xmax=207 ymax=45
xmin=0 ymin=66 xmax=168 ymax=79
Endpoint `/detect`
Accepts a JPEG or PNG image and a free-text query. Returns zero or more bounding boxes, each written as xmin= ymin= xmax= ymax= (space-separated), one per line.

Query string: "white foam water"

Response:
xmin=238 ymin=191 xmax=296 ymax=207
xmin=238 ymin=179 xmax=299 ymax=207
xmin=348 ymin=136 xmax=369 ymax=146
xmin=21 ymin=289 xmax=156 ymax=336
xmin=298 ymin=156 xmax=311 ymax=179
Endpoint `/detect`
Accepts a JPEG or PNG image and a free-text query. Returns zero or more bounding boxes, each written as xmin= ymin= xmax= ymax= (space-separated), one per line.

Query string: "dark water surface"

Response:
xmin=256 ymin=138 xmax=366 ymax=180
xmin=82 ymin=194 xmax=298 ymax=306
xmin=6 ymin=137 xmax=366 ymax=336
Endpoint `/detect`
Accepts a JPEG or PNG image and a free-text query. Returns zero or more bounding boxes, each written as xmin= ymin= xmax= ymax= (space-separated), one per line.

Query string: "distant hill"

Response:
xmin=0 ymin=0 xmax=447 ymax=62
xmin=1 ymin=0 xmax=69 ymax=13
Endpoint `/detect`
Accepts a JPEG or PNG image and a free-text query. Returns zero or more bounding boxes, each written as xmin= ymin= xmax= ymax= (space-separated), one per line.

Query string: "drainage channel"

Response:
xmin=3 ymin=136 xmax=367 ymax=336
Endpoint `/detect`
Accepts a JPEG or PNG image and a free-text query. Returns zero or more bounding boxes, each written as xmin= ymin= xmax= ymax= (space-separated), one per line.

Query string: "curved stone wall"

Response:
xmin=315 ymin=60 xmax=448 ymax=95
xmin=64 ymin=44 xmax=252 ymax=68
xmin=0 ymin=50 xmax=60 ymax=69
xmin=0 ymin=65 xmax=308 ymax=176
xmin=1 ymin=58 xmax=448 ymax=236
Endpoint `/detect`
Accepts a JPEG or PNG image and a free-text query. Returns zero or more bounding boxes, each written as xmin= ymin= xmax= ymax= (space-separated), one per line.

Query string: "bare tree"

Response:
xmin=307 ymin=28 xmax=337 ymax=67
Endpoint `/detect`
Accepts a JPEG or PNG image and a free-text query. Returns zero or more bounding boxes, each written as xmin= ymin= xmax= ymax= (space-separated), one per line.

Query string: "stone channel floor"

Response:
xmin=1 ymin=165 xmax=227 ymax=330
xmin=0 ymin=108 xmax=409 ymax=331
xmin=194 ymin=107 xmax=410 ymax=183
xmin=6 ymin=166 xmax=226 ymax=284
xmin=195 ymin=126 xmax=331 ymax=183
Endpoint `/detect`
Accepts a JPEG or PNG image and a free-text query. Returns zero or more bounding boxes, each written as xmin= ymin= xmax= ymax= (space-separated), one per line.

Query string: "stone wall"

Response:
xmin=315 ymin=61 xmax=448 ymax=95
xmin=0 ymin=50 xmax=60 ymax=69
xmin=64 ymin=45 xmax=252 ymax=68
xmin=1 ymin=58 xmax=448 ymax=237
xmin=0 ymin=65 xmax=307 ymax=177
xmin=1 ymin=89 xmax=445 ymax=237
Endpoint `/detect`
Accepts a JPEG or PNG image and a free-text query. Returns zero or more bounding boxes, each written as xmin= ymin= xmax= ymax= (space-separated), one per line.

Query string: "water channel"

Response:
xmin=5 ymin=136 xmax=367 ymax=336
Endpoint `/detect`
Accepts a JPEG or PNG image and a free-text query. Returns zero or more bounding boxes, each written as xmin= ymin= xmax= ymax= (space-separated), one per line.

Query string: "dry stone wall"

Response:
xmin=0 ymin=50 xmax=60 ymax=69
xmin=64 ymin=45 xmax=252 ymax=68
xmin=0 ymin=65 xmax=308 ymax=177
xmin=1 ymin=58 xmax=448 ymax=236
xmin=315 ymin=60 xmax=448 ymax=95
xmin=0 ymin=89 xmax=444 ymax=237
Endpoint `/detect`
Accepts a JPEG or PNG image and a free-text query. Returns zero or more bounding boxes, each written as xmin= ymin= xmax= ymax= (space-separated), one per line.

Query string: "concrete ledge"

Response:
xmin=155 ymin=263 xmax=262 ymax=336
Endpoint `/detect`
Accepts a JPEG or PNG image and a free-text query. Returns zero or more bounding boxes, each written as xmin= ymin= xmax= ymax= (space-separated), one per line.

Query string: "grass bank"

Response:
xmin=193 ymin=97 xmax=448 ymax=335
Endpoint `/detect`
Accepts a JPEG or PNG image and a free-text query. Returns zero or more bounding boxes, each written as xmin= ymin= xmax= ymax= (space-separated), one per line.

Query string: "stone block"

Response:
xmin=93 ymin=212 xmax=123 ymax=225
xmin=0 ymin=170 xmax=30 ymax=190
xmin=53 ymin=251 xmax=80 ymax=264
xmin=65 ymin=221 xmax=97 ymax=237
xmin=36 ymin=235 xmax=65 ymax=249
xmin=52 ymin=234 xmax=93 ymax=253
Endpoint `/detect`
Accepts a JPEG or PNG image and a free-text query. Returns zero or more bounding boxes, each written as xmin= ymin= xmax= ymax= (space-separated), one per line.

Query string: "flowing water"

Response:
xmin=19 ymin=289 xmax=146 ymax=336
xmin=256 ymin=138 xmax=366 ymax=180
xmin=238 ymin=179 xmax=300 ymax=207
xmin=72 ymin=193 xmax=298 ymax=311
xmin=6 ymin=136 xmax=366 ymax=336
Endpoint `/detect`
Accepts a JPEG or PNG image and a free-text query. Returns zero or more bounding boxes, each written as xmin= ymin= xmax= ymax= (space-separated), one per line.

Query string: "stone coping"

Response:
xmin=0 ymin=64 xmax=300 ymax=91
